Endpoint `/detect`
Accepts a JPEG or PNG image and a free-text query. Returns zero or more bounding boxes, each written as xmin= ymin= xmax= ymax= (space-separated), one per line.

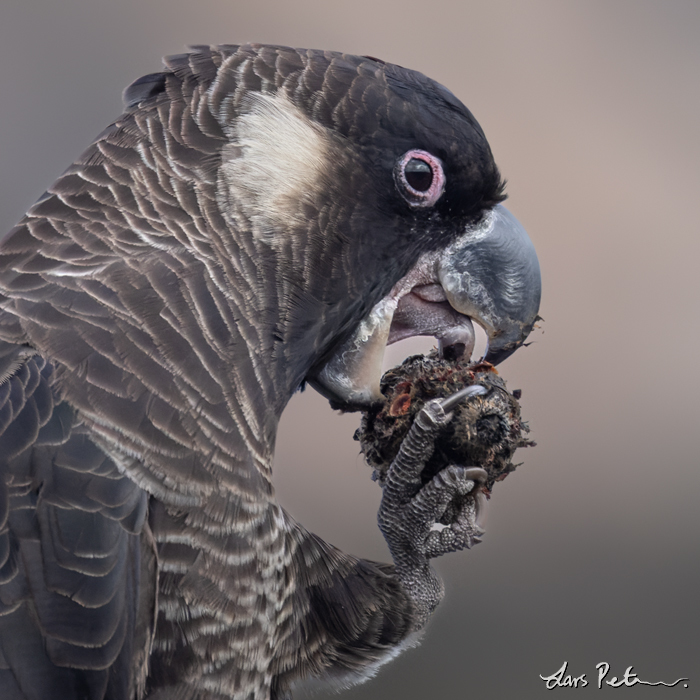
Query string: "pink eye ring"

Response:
xmin=394 ymin=149 xmax=446 ymax=208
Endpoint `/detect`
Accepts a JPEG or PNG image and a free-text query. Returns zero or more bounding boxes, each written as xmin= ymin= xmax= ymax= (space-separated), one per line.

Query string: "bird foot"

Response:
xmin=377 ymin=386 xmax=488 ymax=625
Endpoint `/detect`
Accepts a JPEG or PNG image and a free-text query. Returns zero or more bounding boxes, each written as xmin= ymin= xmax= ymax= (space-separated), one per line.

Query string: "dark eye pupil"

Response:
xmin=404 ymin=158 xmax=433 ymax=191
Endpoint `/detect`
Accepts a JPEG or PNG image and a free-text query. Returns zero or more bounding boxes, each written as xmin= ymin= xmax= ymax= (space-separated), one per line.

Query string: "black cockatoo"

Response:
xmin=0 ymin=44 xmax=540 ymax=699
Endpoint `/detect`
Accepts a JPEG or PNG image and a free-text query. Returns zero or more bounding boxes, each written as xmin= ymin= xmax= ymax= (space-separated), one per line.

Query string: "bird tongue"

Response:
xmin=309 ymin=281 xmax=478 ymax=408
xmin=388 ymin=288 xmax=476 ymax=361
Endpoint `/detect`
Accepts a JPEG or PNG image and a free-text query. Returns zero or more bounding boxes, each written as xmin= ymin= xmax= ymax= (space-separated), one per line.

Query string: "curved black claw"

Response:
xmin=377 ymin=386 xmax=488 ymax=627
xmin=439 ymin=383 xmax=487 ymax=412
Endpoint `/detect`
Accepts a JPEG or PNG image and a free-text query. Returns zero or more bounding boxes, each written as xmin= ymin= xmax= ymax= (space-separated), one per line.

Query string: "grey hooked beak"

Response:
xmin=310 ymin=204 xmax=541 ymax=408
xmin=439 ymin=204 xmax=541 ymax=366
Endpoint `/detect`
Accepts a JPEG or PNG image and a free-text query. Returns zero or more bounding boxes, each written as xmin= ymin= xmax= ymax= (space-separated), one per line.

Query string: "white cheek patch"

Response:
xmin=219 ymin=92 xmax=331 ymax=231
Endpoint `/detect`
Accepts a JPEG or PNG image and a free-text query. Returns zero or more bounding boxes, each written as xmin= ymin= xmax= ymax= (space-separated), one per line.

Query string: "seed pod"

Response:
xmin=354 ymin=351 xmax=533 ymax=494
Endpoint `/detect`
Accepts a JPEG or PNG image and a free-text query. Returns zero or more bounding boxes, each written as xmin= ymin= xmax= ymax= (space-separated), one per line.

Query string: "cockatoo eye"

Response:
xmin=404 ymin=158 xmax=433 ymax=191
xmin=395 ymin=149 xmax=445 ymax=208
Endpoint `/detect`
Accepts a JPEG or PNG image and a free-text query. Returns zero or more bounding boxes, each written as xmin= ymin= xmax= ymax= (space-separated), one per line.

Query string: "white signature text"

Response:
xmin=539 ymin=661 xmax=689 ymax=689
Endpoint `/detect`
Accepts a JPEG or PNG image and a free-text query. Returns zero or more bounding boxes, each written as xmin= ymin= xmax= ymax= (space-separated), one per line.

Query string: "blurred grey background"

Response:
xmin=1 ymin=0 xmax=698 ymax=697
